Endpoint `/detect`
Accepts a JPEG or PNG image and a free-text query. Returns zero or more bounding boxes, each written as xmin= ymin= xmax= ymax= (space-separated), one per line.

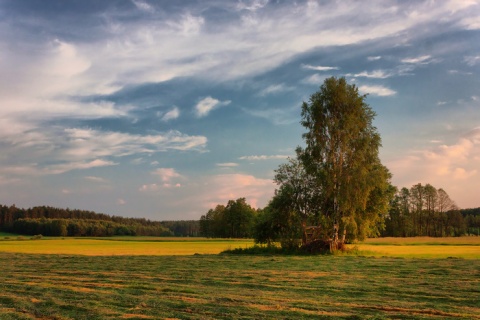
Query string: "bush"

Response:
xmin=31 ymin=234 xmax=43 ymax=240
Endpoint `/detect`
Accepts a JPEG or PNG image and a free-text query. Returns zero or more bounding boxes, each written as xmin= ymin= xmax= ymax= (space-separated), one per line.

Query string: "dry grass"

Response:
xmin=352 ymin=236 xmax=480 ymax=259
xmin=0 ymin=238 xmax=253 ymax=255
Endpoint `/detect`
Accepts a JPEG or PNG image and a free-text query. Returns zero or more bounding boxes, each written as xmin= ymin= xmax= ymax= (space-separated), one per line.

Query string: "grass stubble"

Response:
xmin=0 ymin=247 xmax=479 ymax=319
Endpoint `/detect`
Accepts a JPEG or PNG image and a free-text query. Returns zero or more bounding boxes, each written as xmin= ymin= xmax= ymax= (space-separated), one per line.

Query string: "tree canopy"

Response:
xmin=257 ymin=77 xmax=394 ymax=249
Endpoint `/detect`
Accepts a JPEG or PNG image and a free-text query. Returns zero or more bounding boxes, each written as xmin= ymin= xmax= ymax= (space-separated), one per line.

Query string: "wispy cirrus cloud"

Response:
xmin=239 ymin=155 xmax=290 ymax=161
xmin=0 ymin=128 xmax=207 ymax=178
xmin=131 ymin=0 xmax=154 ymax=13
xmin=301 ymin=64 xmax=339 ymax=71
xmin=401 ymin=55 xmax=432 ymax=64
xmin=349 ymin=70 xmax=392 ymax=79
xmin=242 ymin=107 xmax=297 ymax=125
xmin=464 ymin=55 xmax=480 ymax=66
xmin=359 ymin=85 xmax=396 ymax=96
xmin=259 ymin=83 xmax=294 ymax=96
xmin=216 ymin=163 xmax=239 ymax=167
xmin=160 ymin=107 xmax=180 ymax=121
xmin=302 ymin=73 xmax=330 ymax=85
xmin=84 ymin=176 xmax=109 ymax=183
xmin=194 ymin=97 xmax=231 ymax=117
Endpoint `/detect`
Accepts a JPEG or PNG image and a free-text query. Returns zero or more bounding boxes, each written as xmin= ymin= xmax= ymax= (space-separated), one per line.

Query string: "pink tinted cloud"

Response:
xmin=387 ymin=128 xmax=480 ymax=208
xmin=202 ymin=174 xmax=274 ymax=209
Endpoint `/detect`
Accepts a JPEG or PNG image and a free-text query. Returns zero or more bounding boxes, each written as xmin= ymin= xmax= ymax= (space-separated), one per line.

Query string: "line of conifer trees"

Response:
xmin=382 ymin=183 xmax=480 ymax=237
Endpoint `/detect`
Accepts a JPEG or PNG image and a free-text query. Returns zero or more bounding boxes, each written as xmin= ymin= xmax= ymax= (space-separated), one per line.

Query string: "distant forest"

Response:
xmin=0 ymin=201 xmax=478 ymax=238
xmin=0 ymin=204 xmax=199 ymax=237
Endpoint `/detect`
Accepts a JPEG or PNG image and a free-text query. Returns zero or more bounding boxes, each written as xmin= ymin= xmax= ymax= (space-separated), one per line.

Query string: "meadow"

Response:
xmin=0 ymin=236 xmax=479 ymax=319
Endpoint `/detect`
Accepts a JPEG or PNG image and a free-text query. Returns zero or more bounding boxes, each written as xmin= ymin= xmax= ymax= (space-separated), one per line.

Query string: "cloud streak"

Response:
xmin=359 ymin=85 xmax=396 ymax=96
xmin=195 ymin=97 xmax=231 ymax=117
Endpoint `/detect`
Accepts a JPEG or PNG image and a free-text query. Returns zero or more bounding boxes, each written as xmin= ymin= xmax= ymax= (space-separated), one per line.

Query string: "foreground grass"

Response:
xmin=0 ymin=253 xmax=478 ymax=319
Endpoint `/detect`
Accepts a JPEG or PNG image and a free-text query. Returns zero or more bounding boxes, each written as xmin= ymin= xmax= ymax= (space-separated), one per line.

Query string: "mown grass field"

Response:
xmin=0 ymin=236 xmax=479 ymax=319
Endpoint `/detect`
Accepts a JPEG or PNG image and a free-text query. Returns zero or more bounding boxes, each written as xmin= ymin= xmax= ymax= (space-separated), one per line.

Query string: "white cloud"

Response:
xmin=0 ymin=159 xmax=119 ymax=177
xmin=359 ymin=85 xmax=396 ymax=96
xmin=303 ymin=73 xmax=330 ymax=85
xmin=152 ymin=168 xmax=183 ymax=182
xmin=351 ymin=70 xmax=392 ymax=79
xmin=84 ymin=176 xmax=109 ymax=183
xmin=131 ymin=0 xmax=154 ymax=12
xmin=464 ymin=55 xmax=480 ymax=66
xmin=388 ymin=127 xmax=480 ymax=208
xmin=460 ymin=16 xmax=480 ymax=30
xmin=0 ymin=128 xmax=206 ymax=178
xmin=401 ymin=55 xmax=432 ymax=64
xmin=46 ymin=159 xmax=118 ymax=175
xmin=259 ymin=83 xmax=294 ymax=95
xmin=237 ymin=0 xmax=269 ymax=12
xmin=194 ymin=97 xmax=231 ymax=117
xmin=201 ymin=174 xmax=274 ymax=209
xmin=167 ymin=13 xmax=205 ymax=36
xmin=367 ymin=56 xmax=382 ymax=61
xmin=216 ymin=163 xmax=239 ymax=167
xmin=239 ymin=155 xmax=289 ymax=161
xmin=161 ymin=106 xmax=180 ymax=121
xmin=301 ymin=64 xmax=339 ymax=71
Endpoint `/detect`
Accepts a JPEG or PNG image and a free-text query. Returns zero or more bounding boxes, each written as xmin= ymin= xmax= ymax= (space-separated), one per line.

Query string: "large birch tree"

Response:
xmin=297 ymin=77 xmax=393 ymax=243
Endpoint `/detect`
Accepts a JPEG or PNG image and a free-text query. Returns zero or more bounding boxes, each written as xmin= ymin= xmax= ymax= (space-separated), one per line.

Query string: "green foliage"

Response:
xmin=255 ymin=77 xmax=394 ymax=248
xmin=384 ymin=183 xmax=469 ymax=237
xmin=10 ymin=218 xmax=173 ymax=237
xmin=0 ymin=204 xmax=176 ymax=237
xmin=200 ymin=198 xmax=257 ymax=238
xmin=297 ymin=77 xmax=393 ymax=242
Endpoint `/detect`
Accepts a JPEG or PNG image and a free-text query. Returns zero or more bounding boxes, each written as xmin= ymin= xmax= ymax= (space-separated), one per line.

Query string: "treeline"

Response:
xmin=199 ymin=198 xmax=258 ymax=238
xmin=383 ymin=183 xmax=480 ymax=237
xmin=200 ymin=187 xmax=480 ymax=241
xmin=161 ymin=220 xmax=200 ymax=237
xmin=11 ymin=218 xmax=172 ymax=237
xmin=0 ymin=204 xmax=173 ymax=237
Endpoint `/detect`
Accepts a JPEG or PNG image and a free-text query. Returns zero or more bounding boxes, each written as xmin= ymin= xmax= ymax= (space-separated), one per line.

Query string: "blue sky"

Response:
xmin=0 ymin=0 xmax=479 ymax=220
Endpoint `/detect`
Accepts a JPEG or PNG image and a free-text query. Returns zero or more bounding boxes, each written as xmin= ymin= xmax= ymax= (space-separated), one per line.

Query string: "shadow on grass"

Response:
xmin=221 ymin=244 xmax=362 ymax=256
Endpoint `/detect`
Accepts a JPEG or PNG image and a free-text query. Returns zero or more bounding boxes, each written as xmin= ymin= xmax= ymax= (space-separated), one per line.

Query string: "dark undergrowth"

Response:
xmin=222 ymin=243 xmax=360 ymax=256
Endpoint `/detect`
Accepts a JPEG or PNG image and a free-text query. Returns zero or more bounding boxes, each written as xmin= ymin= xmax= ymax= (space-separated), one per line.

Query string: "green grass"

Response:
xmin=0 ymin=231 xmax=22 ymax=238
xmin=0 ymin=252 xmax=478 ymax=319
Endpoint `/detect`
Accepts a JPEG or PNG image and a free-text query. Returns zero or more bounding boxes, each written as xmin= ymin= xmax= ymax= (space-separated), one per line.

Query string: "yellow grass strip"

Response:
xmin=0 ymin=238 xmax=253 ymax=256
xmin=363 ymin=236 xmax=480 ymax=246
xmin=353 ymin=244 xmax=480 ymax=259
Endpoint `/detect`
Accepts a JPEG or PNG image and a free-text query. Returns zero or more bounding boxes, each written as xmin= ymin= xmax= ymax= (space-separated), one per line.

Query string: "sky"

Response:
xmin=0 ymin=0 xmax=479 ymax=220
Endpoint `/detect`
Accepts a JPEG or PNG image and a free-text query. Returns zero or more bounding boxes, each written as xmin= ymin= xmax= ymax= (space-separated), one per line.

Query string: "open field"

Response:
xmin=1 ymin=235 xmax=479 ymax=258
xmin=0 ymin=237 xmax=479 ymax=319
xmin=0 ymin=252 xmax=479 ymax=319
